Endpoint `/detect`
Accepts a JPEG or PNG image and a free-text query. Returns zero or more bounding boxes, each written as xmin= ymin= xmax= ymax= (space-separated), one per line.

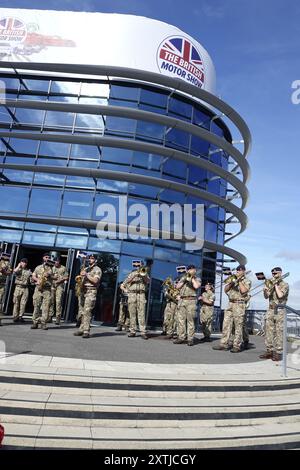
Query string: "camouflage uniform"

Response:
xmin=200 ymin=291 xmax=215 ymax=339
xmin=77 ymin=265 xmax=102 ymax=335
xmin=265 ymin=280 xmax=289 ymax=354
xmin=32 ymin=264 xmax=53 ymax=327
xmin=122 ymin=270 xmax=149 ymax=336
xmin=117 ymin=290 xmax=130 ymax=330
xmin=220 ymin=277 xmax=251 ymax=350
xmin=13 ymin=267 xmax=31 ymax=320
xmin=0 ymin=260 xmax=11 ymax=325
xmin=163 ymin=287 xmax=178 ymax=337
xmin=177 ymin=279 xmax=200 ymax=342
xmin=49 ymin=265 xmax=68 ymax=323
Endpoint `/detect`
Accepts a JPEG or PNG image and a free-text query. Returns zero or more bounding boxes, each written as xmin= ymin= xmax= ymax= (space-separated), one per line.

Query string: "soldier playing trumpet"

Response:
xmin=12 ymin=258 xmax=31 ymax=323
xmin=199 ymin=283 xmax=215 ymax=342
xmin=31 ymin=253 xmax=54 ymax=330
xmin=122 ymin=260 xmax=150 ymax=340
xmin=213 ymin=265 xmax=251 ymax=353
xmin=161 ymin=276 xmax=180 ymax=339
xmin=173 ymin=265 xmax=201 ymax=346
xmin=74 ymin=254 xmax=102 ymax=339
xmin=259 ymin=267 xmax=289 ymax=362
xmin=48 ymin=256 xmax=69 ymax=326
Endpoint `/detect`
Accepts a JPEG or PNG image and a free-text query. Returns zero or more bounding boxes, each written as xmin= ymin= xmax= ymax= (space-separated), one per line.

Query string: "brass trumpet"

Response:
xmin=264 ymin=272 xmax=289 ymax=290
xmin=224 ymin=270 xmax=250 ymax=286
xmin=136 ymin=266 xmax=149 ymax=277
xmin=75 ymin=266 xmax=90 ymax=297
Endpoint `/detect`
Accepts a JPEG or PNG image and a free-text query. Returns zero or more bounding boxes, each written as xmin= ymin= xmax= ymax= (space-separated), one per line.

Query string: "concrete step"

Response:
xmin=1 ymin=357 xmax=300 ymax=449
xmin=1 ymin=421 xmax=300 ymax=449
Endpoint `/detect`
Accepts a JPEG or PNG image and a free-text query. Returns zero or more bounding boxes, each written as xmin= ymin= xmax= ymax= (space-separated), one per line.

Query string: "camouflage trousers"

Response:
xmin=77 ymin=288 xmax=97 ymax=333
xmin=163 ymin=301 xmax=178 ymax=336
xmin=128 ymin=292 xmax=146 ymax=334
xmin=49 ymin=286 xmax=64 ymax=322
xmin=200 ymin=305 xmax=214 ymax=338
xmin=177 ymin=299 xmax=196 ymax=341
xmin=220 ymin=302 xmax=246 ymax=350
xmin=0 ymin=285 xmax=5 ymax=321
xmin=265 ymin=308 xmax=285 ymax=354
xmin=229 ymin=315 xmax=249 ymax=344
xmin=13 ymin=286 xmax=29 ymax=319
xmin=118 ymin=302 xmax=130 ymax=327
xmin=32 ymin=288 xmax=51 ymax=326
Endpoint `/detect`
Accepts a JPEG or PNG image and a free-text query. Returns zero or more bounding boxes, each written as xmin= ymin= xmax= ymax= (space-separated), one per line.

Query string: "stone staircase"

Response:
xmin=0 ymin=357 xmax=300 ymax=449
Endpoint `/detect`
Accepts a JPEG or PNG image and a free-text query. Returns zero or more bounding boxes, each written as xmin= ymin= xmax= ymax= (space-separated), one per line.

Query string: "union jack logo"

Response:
xmin=157 ymin=35 xmax=205 ymax=88
xmin=0 ymin=17 xmax=26 ymax=42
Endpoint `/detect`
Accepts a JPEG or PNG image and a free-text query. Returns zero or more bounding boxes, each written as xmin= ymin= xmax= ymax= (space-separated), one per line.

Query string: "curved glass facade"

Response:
xmin=0 ymin=66 xmax=249 ymax=325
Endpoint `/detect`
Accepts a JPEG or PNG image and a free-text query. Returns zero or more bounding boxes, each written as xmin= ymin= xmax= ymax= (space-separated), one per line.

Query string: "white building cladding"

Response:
xmin=0 ymin=9 xmax=250 ymax=324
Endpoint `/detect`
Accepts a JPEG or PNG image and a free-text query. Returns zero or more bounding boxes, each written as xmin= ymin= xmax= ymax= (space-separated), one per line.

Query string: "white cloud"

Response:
xmin=276 ymin=251 xmax=300 ymax=261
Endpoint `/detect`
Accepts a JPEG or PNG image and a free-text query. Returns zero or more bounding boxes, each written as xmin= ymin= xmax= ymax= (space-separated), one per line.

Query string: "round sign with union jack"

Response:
xmin=157 ymin=35 xmax=205 ymax=88
xmin=0 ymin=17 xmax=27 ymax=44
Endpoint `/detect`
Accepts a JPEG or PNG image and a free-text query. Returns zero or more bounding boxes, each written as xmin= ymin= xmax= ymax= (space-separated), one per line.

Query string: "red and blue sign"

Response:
xmin=0 ymin=17 xmax=27 ymax=43
xmin=157 ymin=35 xmax=205 ymax=88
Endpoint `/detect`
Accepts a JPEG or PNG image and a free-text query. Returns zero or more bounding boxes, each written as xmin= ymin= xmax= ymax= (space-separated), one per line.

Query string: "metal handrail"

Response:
xmin=275 ymin=304 xmax=300 ymax=378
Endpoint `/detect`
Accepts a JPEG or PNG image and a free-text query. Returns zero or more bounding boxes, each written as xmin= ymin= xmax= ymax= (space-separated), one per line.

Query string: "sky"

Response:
xmin=1 ymin=0 xmax=300 ymax=308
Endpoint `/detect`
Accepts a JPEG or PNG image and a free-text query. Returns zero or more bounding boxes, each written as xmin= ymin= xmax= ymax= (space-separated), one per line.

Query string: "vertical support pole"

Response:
xmin=282 ymin=307 xmax=287 ymax=378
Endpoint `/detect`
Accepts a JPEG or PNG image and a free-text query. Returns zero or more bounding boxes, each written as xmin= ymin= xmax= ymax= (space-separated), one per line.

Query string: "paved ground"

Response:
xmin=0 ymin=317 xmax=291 ymax=365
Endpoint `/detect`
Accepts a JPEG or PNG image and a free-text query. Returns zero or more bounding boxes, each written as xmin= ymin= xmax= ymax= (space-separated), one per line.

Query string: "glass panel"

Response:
xmin=44 ymin=110 xmax=74 ymax=127
xmin=14 ymin=108 xmax=44 ymax=125
xmin=0 ymin=229 xmax=22 ymax=243
xmin=28 ymin=189 xmax=62 ymax=216
xmin=23 ymin=231 xmax=56 ymax=245
xmin=0 ymin=186 xmax=29 ymax=213
xmin=56 ymin=233 xmax=88 ymax=249
xmin=88 ymin=237 xmax=121 ymax=253
xmin=168 ymin=97 xmax=192 ymax=120
xmin=110 ymin=84 xmax=139 ymax=101
xmin=39 ymin=141 xmax=70 ymax=158
xmin=61 ymin=191 xmax=93 ymax=218
xmin=101 ymin=147 xmax=132 ymax=165
xmin=140 ymin=88 xmax=168 ymax=108
xmin=70 ymin=144 xmax=100 ymax=160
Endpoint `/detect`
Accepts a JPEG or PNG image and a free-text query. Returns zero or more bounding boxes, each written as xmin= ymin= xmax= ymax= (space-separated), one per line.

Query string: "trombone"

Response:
xmin=249 ymin=272 xmax=290 ymax=298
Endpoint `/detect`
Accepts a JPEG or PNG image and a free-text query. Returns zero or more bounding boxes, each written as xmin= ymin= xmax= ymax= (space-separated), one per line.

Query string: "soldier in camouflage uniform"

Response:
xmin=12 ymin=258 xmax=31 ymax=322
xmin=122 ymin=261 xmax=150 ymax=340
xmin=173 ymin=265 xmax=201 ymax=346
xmin=48 ymin=257 xmax=68 ymax=325
xmin=199 ymin=283 xmax=215 ymax=342
xmin=162 ymin=278 xmax=179 ymax=339
xmin=115 ymin=285 xmax=130 ymax=332
xmin=31 ymin=253 xmax=54 ymax=330
xmin=259 ymin=267 xmax=289 ymax=362
xmin=213 ymin=265 xmax=251 ymax=353
xmin=74 ymin=254 xmax=102 ymax=339
xmin=0 ymin=252 xmax=12 ymax=326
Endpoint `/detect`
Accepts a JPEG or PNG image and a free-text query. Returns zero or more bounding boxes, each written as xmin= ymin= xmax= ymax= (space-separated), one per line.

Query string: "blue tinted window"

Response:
xmin=0 ymin=186 xmax=29 ymax=213
xmin=140 ymin=88 xmax=168 ymax=108
xmin=193 ymin=108 xmax=211 ymax=129
xmin=70 ymin=144 xmax=100 ymax=160
xmin=28 ymin=189 xmax=62 ymax=216
xmin=110 ymin=84 xmax=139 ymax=101
xmin=190 ymin=136 xmax=210 ymax=156
xmin=132 ymin=152 xmax=162 ymax=171
xmin=165 ymin=128 xmax=189 ymax=151
xmin=56 ymin=233 xmax=88 ymax=249
xmin=168 ymin=97 xmax=192 ymax=120
xmin=136 ymin=120 xmax=165 ymax=143
xmin=105 ymin=116 xmax=136 ymax=135
xmin=61 ymin=191 xmax=93 ymax=218
xmin=101 ymin=147 xmax=132 ymax=165
xmin=0 ymin=229 xmax=22 ymax=243
xmin=88 ymin=237 xmax=121 ymax=253
xmin=162 ymin=159 xmax=186 ymax=179
xmin=23 ymin=231 xmax=56 ymax=246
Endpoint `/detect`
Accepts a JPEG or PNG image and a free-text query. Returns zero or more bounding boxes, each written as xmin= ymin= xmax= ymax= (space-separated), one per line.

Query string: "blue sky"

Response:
xmin=2 ymin=0 xmax=300 ymax=308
